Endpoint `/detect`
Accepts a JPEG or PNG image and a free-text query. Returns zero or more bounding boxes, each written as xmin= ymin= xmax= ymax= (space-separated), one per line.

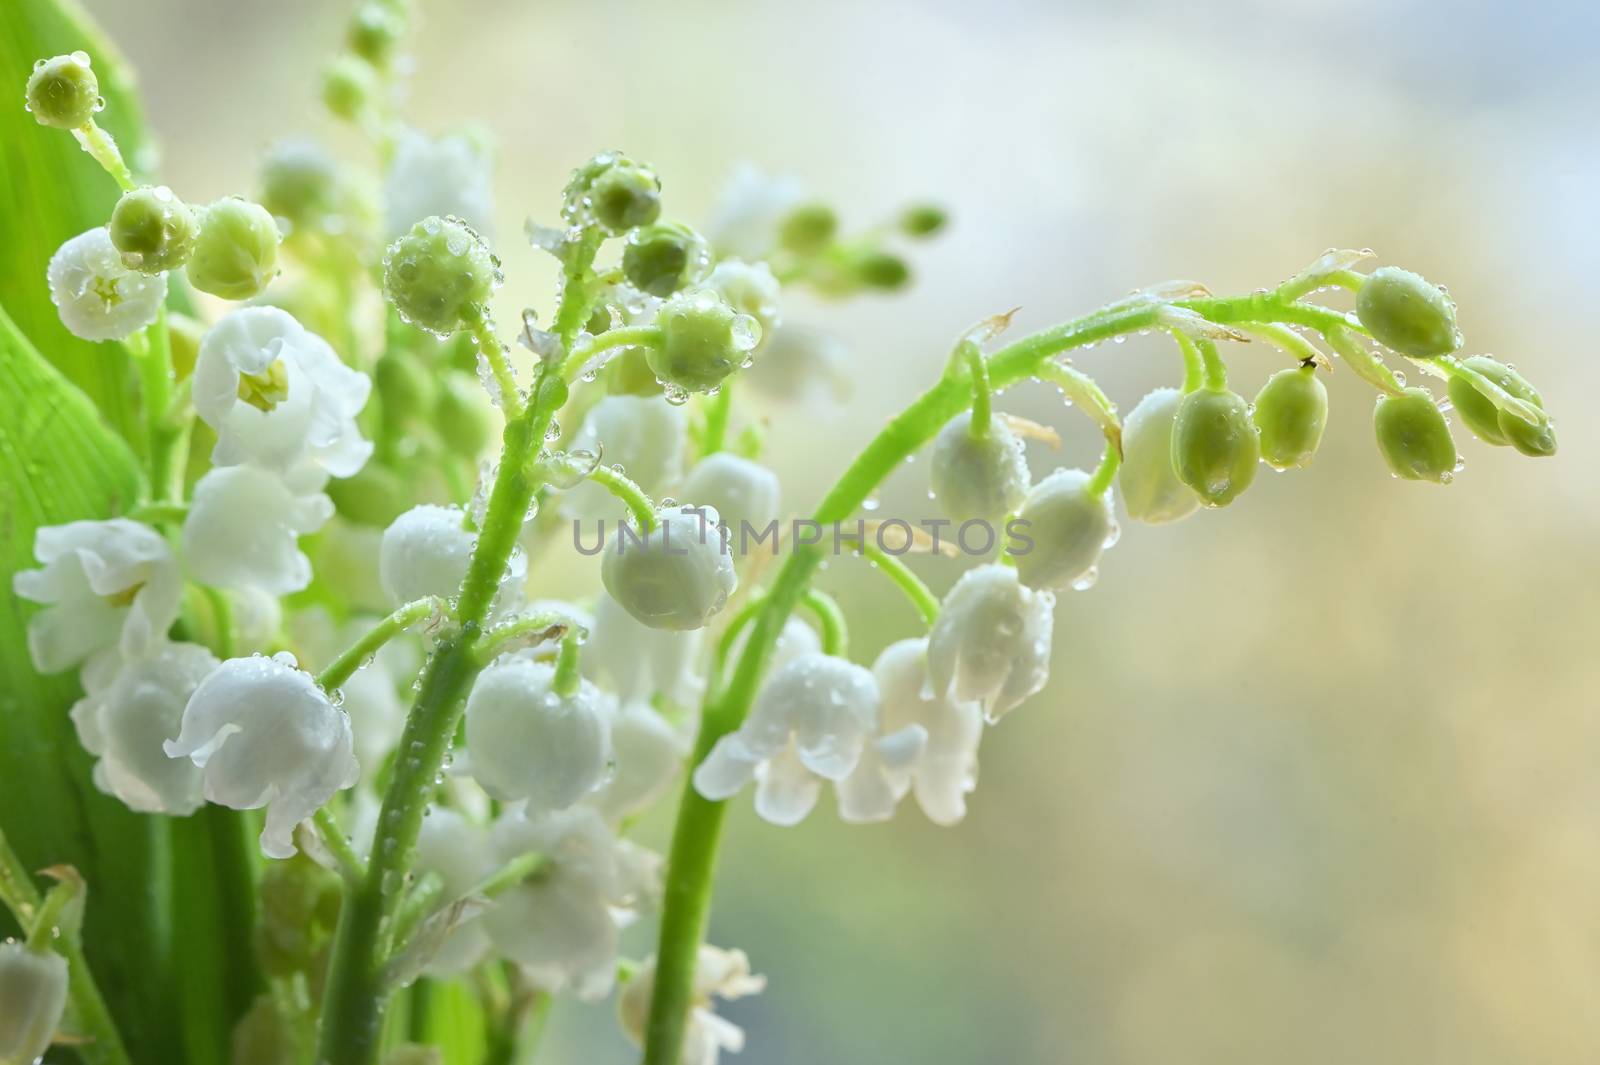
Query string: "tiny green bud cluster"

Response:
xmin=382 ymin=215 xmax=502 ymax=337
xmin=25 ymin=52 xmax=100 ymax=129
xmin=1447 ymin=356 xmax=1556 ymax=457
xmin=186 ymin=198 xmax=281 ymax=299
xmin=110 ymin=186 xmax=198 ymax=273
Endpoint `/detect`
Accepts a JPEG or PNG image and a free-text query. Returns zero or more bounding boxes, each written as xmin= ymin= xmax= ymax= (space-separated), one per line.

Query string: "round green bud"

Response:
xmin=622 ymin=222 xmax=711 ymax=297
xmin=928 ymin=412 xmax=1030 ymax=523
xmin=25 ymin=52 xmax=100 ymax=129
xmin=606 ymin=345 xmax=663 ymax=396
xmin=851 ymin=249 xmax=911 ymax=291
xmin=647 ymin=289 xmax=761 ymax=394
xmin=1373 ymin=387 xmax=1458 ymax=483
xmin=1252 ymin=365 xmax=1329 ymax=470
xmin=260 ymin=140 xmax=341 ymax=233
xmin=1445 ymin=356 xmax=1554 ymax=457
xmin=900 ymin=204 xmax=948 ymax=238
xmin=382 ymin=216 xmax=501 ymax=337
xmin=109 ymin=185 xmax=197 ymax=273
xmin=1355 ymin=266 xmax=1461 ymax=358
xmin=588 ymin=162 xmax=662 ymax=234
xmin=1170 ymin=387 xmax=1260 ymax=507
xmin=186 ymin=198 xmax=281 ymax=300
xmin=322 ymin=56 xmax=375 ymax=121
xmin=779 ymin=203 xmax=838 ymax=254
xmin=373 ymin=350 xmax=435 ymax=424
xmin=347 ymin=2 xmax=405 ymax=65
xmin=327 ymin=462 xmax=409 ymax=527
xmin=435 ymin=371 xmax=496 ymax=457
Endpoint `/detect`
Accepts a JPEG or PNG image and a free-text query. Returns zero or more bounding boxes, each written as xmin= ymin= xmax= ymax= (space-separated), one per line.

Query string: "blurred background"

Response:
xmin=83 ymin=0 xmax=1599 ymax=1061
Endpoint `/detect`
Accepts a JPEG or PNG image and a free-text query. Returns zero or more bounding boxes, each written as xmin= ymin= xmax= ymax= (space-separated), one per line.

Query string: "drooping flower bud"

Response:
xmin=166 ymin=652 xmax=360 ymax=859
xmin=186 ymin=198 xmax=281 ymax=300
xmin=581 ymin=592 xmax=704 ymax=708
xmin=1373 ymin=387 xmax=1458 ymax=483
xmin=647 ymin=289 xmax=761 ymax=394
xmin=588 ymin=161 xmax=662 ymax=234
xmin=926 ymin=564 xmax=1053 ymax=722
xmin=928 ymin=412 xmax=1030 ymax=523
xmin=0 ymin=941 xmax=69 ymax=1065
xmin=465 ymin=657 xmax=614 ymax=812
xmin=1012 ymin=468 xmax=1115 ymax=592
xmin=872 ymin=638 xmax=982 ymax=826
xmin=587 ymin=701 xmax=687 ymax=822
xmin=622 ymin=222 xmax=712 ymax=297
xmin=109 ymin=185 xmax=197 ymax=273
xmin=25 ymin=51 xmax=99 ymax=128
xmin=1355 ymin=266 xmax=1461 ymax=358
xmin=1446 ymin=356 xmax=1556 ymax=457
xmin=601 ymin=506 xmax=737 ymax=631
xmin=1118 ymin=388 xmax=1200 ymax=525
xmin=1170 ymin=386 xmax=1260 ymax=507
xmin=382 ymin=216 xmax=501 ymax=336
xmin=680 ymin=453 xmax=781 ymax=534
xmin=1252 ymin=365 xmax=1329 ymax=470
xmin=378 ymin=504 xmax=476 ymax=605
xmin=47 ymin=227 xmax=167 ymax=341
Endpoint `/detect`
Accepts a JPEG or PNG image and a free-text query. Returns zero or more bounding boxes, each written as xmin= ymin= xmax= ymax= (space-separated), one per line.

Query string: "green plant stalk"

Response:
xmin=317 ymin=235 xmax=600 ymax=1065
xmin=587 ymin=463 xmax=656 ymax=531
xmin=856 ymin=543 xmax=939 ymax=628
xmin=700 ymin=379 xmax=733 ymax=456
xmin=640 ymin=290 xmax=1357 ymax=1065
xmin=799 ymin=588 xmax=847 ymax=657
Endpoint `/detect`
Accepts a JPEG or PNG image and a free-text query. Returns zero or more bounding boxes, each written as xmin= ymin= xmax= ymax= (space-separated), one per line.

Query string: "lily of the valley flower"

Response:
xmin=704 ymin=163 xmax=805 ymax=261
xmin=601 ymin=506 xmax=737 ymax=632
xmin=384 ymin=128 xmax=495 ymax=240
xmin=412 ymin=807 xmax=496 ymax=975
xmin=47 ymin=226 xmax=167 ymax=341
xmin=378 ymin=503 xmax=476 ymax=606
xmin=13 ymin=518 xmax=182 ymax=673
xmin=0 ymin=941 xmax=69 ymax=1065
xmin=183 ymin=464 xmax=334 ymax=595
xmin=587 ymin=701 xmax=687 ymax=823
xmin=618 ymin=944 xmax=766 ymax=1065
xmin=482 ymin=807 xmax=660 ymax=1000
xmin=165 ymin=651 xmax=359 ymax=859
xmin=581 ymin=591 xmax=704 ymax=707
xmin=680 ymin=453 xmax=781 ymax=535
xmin=927 ymin=564 xmax=1054 ymax=723
xmin=192 ymin=306 xmax=372 ymax=478
xmin=872 ymin=637 xmax=984 ymax=825
xmin=72 ymin=641 xmax=217 ymax=815
xmin=693 ymin=652 xmax=879 ymax=826
xmin=464 ymin=657 xmax=614 ymax=814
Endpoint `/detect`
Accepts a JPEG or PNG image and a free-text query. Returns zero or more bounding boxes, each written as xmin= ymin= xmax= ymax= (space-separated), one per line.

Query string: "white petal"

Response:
xmin=47 ymin=227 xmax=166 ymax=341
xmin=752 ymin=742 xmax=820 ymax=826
xmin=184 ymin=466 xmax=332 ymax=595
xmin=379 ymin=504 xmax=476 ymax=606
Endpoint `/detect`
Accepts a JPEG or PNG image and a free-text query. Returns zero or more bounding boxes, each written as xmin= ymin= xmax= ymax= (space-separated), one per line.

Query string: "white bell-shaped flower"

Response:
xmin=378 ymin=504 xmax=474 ymax=605
xmin=384 ymin=128 xmax=495 ymax=240
xmin=680 ymin=453 xmax=781 ymax=537
xmin=464 ymin=657 xmax=614 ymax=813
xmin=482 ymin=807 xmax=659 ymax=1000
xmin=1013 ymin=468 xmax=1116 ymax=592
xmin=872 ymin=637 xmax=984 ymax=825
xmin=561 ymin=396 xmax=687 ymax=521
xmin=165 ymin=651 xmax=360 ymax=859
xmin=927 ymin=564 xmax=1054 ymax=723
xmin=705 ymin=259 xmax=781 ymax=342
xmin=929 ymin=411 xmax=1031 ymax=523
xmin=694 ymin=653 xmax=879 ymax=826
xmin=581 ymin=592 xmax=704 ymax=707
xmin=744 ymin=323 xmax=852 ymax=404
xmin=71 ymin=641 xmax=217 ymax=815
xmin=47 ymin=226 xmax=167 ymax=341
xmin=618 ymin=944 xmax=766 ymax=1065
xmin=835 ymin=723 xmax=928 ymax=824
xmin=412 ymin=807 xmax=496 ymax=974
xmin=704 ymin=163 xmax=804 ymax=260
xmin=601 ymin=506 xmax=736 ymax=632
xmin=13 ymin=518 xmax=181 ymax=673
xmin=0 ymin=942 xmax=69 ymax=1065
xmin=587 ymin=701 xmax=688 ymax=822
xmin=1119 ymin=388 xmax=1201 ymax=525
xmin=183 ymin=465 xmax=334 ymax=595
xmin=192 ymin=306 xmax=372 ymax=478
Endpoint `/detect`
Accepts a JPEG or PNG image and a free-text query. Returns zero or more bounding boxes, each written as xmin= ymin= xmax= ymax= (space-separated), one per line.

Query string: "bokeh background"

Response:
xmin=82 ymin=0 xmax=1599 ymax=1061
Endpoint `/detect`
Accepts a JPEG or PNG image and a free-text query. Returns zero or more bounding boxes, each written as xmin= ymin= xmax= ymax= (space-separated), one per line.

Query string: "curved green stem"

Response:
xmin=800 ymin=588 xmax=847 ymax=658
xmin=856 ymin=544 xmax=939 ymax=628
xmin=561 ymin=325 xmax=661 ymax=382
xmin=474 ymin=610 xmax=587 ymax=666
xmin=314 ymin=808 xmax=366 ymax=884
xmin=587 ymin=463 xmax=656 ymax=532
xmin=552 ymin=632 xmax=583 ymax=697
xmin=1170 ymin=330 xmax=1205 ymax=393
xmin=465 ymin=313 xmax=524 ymax=419
xmin=316 ymin=597 xmax=444 ymax=691
xmin=1324 ymin=325 xmax=1405 ymax=395
xmin=960 ymin=341 xmax=992 ymax=437
xmin=1197 ymin=339 xmax=1228 ymax=390
xmin=72 ymin=118 xmax=135 ymax=190
xmin=1232 ymin=321 xmax=1326 ymax=366
xmin=700 ymin=379 xmax=733 ymax=456
xmin=1086 ymin=438 xmax=1121 ymax=497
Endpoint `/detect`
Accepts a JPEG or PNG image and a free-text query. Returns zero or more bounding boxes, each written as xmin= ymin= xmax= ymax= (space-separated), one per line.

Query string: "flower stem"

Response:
xmin=72 ymin=118 xmax=135 ymax=191
xmin=587 ymin=463 xmax=656 ymax=532
xmin=800 ymin=588 xmax=847 ymax=657
xmin=961 ymin=341 xmax=992 ymax=437
xmin=316 ymin=597 xmax=444 ymax=691
xmin=700 ymin=379 xmax=733 ymax=456
xmin=561 ymin=325 xmax=661 ymax=381
xmin=314 ymin=808 xmax=366 ymax=884
xmin=856 ymin=544 xmax=940 ymax=628
xmin=465 ymin=312 xmax=525 ymax=419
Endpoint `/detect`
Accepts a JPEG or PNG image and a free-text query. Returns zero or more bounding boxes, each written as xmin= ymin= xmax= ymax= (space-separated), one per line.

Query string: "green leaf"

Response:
xmin=0 ymin=0 xmax=151 ymax=443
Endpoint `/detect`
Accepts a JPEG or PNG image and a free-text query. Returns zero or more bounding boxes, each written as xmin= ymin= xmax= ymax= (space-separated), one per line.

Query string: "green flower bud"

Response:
xmin=373 ymin=350 xmax=435 ymax=423
xmin=25 ymin=52 xmax=100 ymax=129
xmin=563 ymin=152 xmax=660 ymax=232
xmin=1170 ymin=387 xmax=1260 ymax=507
xmin=1118 ymin=388 xmax=1200 ymax=525
xmin=647 ymin=289 xmax=761 ymax=394
xmin=435 ymin=371 xmax=496 ymax=456
xmin=606 ymin=345 xmax=663 ymax=396
xmin=1013 ymin=468 xmax=1115 ymax=592
xmin=1373 ymin=387 xmax=1458 ymax=483
xmin=348 ymin=2 xmax=405 ymax=65
xmin=850 ymin=249 xmax=910 ymax=291
xmin=1446 ymin=356 xmax=1556 ymax=457
xmin=186 ymin=198 xmax=281 ymax=300
xmin=928 ymin=412 xmax=1030 ymax=522
xmin=1355 ymin=266 xmax=1461 ymax=358
xmin=1252 ymin=365 xmax=1329 ymax=470
xmin=261 ymin=140 xmax=342 ymax=233
xmin=382 ymin=216 xmax=501 ymax=337
xmin=900 ymin=203 xmax=948 ymax=238
xmin=622 ymin=222 xmax=711 ymax=297
xmin=109 ymin=185 xmax=197 ymax=273
xmin=327 ymin=462 xmax=409 ymax=527
xmin=323 ymin=56 xmax=376 ymax=121
xmin=779 ymin=203 xmax=838 ymax=254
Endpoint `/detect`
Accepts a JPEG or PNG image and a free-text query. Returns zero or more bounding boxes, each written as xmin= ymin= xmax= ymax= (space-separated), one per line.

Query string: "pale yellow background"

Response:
xmin=88 ymin=0 xmax=1600 ymax=1061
